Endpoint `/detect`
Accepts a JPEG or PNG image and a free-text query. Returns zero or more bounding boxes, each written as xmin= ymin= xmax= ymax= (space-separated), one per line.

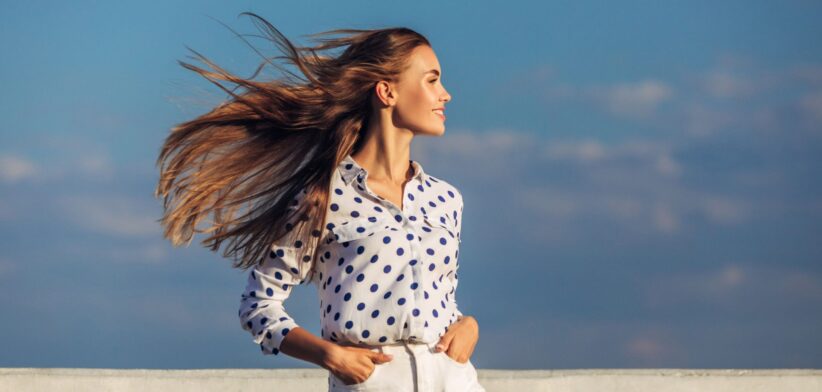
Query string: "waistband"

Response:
xmin=337 ymin=339 xmax=439 ymax=353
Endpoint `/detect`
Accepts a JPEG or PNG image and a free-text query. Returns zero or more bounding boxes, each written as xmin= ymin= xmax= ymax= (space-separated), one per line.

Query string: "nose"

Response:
xmin=442 ymin=89 xmax=451 ymax=103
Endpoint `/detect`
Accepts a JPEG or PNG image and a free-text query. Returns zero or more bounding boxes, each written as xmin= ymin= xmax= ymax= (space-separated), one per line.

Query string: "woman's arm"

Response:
xmin=238 ymin=188 xmax=321 ymax=357
xmin=279 ymin=326 xmax=340 ymax=369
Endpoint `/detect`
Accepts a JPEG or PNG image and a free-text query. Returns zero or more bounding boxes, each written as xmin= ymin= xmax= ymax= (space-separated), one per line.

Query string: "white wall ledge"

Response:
xmin=2 ymin=368 xmax=821 ymax=391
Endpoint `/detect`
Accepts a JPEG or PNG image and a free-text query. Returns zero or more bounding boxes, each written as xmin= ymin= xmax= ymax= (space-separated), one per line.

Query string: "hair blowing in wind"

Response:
xmin=154 ymin=12 xmax=430 ymax=276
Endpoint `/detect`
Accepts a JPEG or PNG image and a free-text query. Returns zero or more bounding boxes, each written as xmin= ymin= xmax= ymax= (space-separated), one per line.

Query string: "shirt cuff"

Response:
xmin=256 ymin=318 xmax=300 ymax=356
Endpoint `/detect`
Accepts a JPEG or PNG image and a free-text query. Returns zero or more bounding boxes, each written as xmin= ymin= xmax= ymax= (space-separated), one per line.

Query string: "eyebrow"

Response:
xmin=425 ymin=69 xmax=441 ymax=76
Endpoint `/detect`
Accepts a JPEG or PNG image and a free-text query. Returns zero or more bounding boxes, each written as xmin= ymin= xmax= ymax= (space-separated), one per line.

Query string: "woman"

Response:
xmin=156 ymin=12 xmax=484 ymax=391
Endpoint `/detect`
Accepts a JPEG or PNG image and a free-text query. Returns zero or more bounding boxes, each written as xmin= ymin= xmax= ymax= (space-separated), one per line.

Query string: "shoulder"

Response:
xmin=426 ymin=174 xmax=463 ymax=208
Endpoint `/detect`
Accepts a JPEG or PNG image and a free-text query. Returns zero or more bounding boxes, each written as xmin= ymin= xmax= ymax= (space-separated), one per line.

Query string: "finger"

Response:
xmin=368 ymin=350 xmax=394 ymax=363
xmin=436 ymin=333 xmax=455 ymax=352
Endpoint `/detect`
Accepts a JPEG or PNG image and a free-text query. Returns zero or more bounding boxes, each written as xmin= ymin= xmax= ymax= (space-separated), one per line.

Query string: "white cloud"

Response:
xmin=76 ymin=151 xmax=115 ymax=178
xmin=624 ymin=333 xmax=678 ymax=363
xmin=682 ymin=103 xmax=740 ymax=137
xmin=0 ymin=154 xmax=37 ymax=183
xmin=430 ymin=129 xmax=761 ymax=243
xmin=597 ymin=79 xmax=674 ymax=118
xmin=643 ymin=264 xmax=822 ymax=312
xmin=788 ymin=64 xmax=822 ymax=86
xmin=56 ymin=239 xmax=172 ymax=265
xmin=517 ymin=187 xmax=580 ymax=219
xmin=652 ymin=202 xmax=680 ymax=234
xmin=55 ymin=194 xmax=161 ymax=238
xmin=0 ymin=136 xmax=116 ymax=184
xmin=437 ymin=128 xmax=538 ymax=156
xmin=643 ymin=263 xmax=749 ymax=309
xmin=698 ymin=195 xmax=752 ymax=225
xmin=543 ymin=138 xmax=681 ymax=176
xmin=419 ymin=129 xmax=541 ymax=181
xmin=655 ymin=153 xmax=681 ymax=176
xmin=702 ymin=70 xmax=758 ymax=98
xmin=543 ymin=138 xmax=607 ymax=164
xmin=504 ymin=66 xmax=675 ymax=119
xmin=776 ymin=270 xmax=822 ymax=302
xmin=799 ymin=91 xmax=822 ymax=124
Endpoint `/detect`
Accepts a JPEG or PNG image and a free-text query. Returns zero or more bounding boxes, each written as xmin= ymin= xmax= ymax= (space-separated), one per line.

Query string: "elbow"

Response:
xmin=238 ymin=297 xmax=298 ymax=356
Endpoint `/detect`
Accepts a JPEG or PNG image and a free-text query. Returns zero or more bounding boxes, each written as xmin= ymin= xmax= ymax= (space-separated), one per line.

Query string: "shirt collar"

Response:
xmin=339 ymin=153 xmax=427 ymax=186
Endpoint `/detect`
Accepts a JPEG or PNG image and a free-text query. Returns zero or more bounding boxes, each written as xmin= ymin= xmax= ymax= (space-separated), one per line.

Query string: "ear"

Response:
xmin=374 ymin=80 xmax=397 ymax=106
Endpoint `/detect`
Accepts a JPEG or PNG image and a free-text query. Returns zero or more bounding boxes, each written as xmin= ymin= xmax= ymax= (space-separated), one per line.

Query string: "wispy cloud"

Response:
xmin=790 ymin=64 xmax=822 ymax=86
xmin=6 ymin=135 xmax=118 ymax=182
xmin=591 ymin=79 xmax=674 ymax=119
xmin=59 ymin=240 xmax=171 ymax=264
xmin=480 ymin=316 xmax=687 ymax=367
xmin=504 ymin=56 xmax=822 ymax=141
xmin=497 ymin=66 xmax=675 ymax=119
xmin=799 ymin=91 xmax=822 ymax=124
xmin=702 ymin=70 xmax=759 ymax=98
xmin=624 ymin=328 xmax=682 ymax=364
xmin=642 ymin=264 xmax=822 ymax=310
xmin=429 ymin=130 xmax=758 ymax=239
xmin=0 ymin=154 xmax=37 ymax=183
xmin=681 ymin=102 xmax=742 ymax=137
xmin=54 ymin=194 xmax=161 ymax=238
xmin=542 ymin=138 xmax=681 ymax=176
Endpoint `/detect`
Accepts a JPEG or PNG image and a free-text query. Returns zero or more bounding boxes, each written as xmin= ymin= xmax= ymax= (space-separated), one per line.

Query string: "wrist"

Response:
xmin=320 ymin=342 xmax=342 ymax=371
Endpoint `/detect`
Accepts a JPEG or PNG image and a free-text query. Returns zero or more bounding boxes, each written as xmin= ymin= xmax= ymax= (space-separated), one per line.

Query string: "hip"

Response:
xmin=328 ymin=339 xmax=485 ymax=391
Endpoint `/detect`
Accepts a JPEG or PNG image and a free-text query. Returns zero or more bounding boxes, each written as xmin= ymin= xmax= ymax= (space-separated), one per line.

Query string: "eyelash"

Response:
xmin=429 ymin=79 xmax=438 ymax=84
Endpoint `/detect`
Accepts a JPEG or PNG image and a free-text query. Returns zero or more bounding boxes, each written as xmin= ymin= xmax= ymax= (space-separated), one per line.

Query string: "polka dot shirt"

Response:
xmin=239 ymin=153 xmax=465 ymax=356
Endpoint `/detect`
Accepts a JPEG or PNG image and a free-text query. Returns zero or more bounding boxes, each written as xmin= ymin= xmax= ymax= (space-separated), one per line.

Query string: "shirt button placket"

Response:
xmin=398 ymin=201 xmax=426 ymax=343
xmin=361 ymin=170 xmax=426 ymax=342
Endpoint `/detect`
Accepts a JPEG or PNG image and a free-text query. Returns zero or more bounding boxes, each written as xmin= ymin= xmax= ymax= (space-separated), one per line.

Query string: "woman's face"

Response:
xmin=391 ymin=45 xmax=452 ymax=136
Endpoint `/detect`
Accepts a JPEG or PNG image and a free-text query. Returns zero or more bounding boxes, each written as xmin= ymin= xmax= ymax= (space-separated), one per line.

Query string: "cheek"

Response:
xmin=404 ymin=88 xmax=430 ymax=113
xmin=396 ymin=89 xmax=431 ymax=123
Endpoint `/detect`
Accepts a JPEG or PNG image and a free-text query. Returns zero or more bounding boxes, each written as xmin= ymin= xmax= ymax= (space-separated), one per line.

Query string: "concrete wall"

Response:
xmin=2 ymin=368 xmax=821 ymax=391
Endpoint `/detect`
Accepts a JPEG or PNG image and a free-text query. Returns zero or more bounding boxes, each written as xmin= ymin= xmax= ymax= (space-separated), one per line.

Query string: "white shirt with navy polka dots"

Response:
xmin=239 ymin=154 xmax=465 ymax=356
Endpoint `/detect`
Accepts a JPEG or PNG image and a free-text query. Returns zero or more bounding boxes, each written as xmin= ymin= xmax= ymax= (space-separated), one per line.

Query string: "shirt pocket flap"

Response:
xmin=331 ymin=218 xmax=393 ymax=243
xmin=423 ymin=214 xmax=459 ymax=243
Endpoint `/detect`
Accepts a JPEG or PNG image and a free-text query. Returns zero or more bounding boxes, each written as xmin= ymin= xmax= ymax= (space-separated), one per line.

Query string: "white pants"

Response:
xmin=328 ymin=339 xmax=486 ymax=392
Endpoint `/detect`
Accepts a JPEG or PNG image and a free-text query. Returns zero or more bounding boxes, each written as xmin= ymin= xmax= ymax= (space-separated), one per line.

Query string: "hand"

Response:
xmin=323 ymin=344 xmax=394 ymax=385
xmin=435 ymin=316 xmax=479 ymax=364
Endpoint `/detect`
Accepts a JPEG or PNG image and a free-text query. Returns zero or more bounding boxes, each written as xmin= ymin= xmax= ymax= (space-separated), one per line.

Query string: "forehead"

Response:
xmin=405 ymin=45 xmax=441 ymax=76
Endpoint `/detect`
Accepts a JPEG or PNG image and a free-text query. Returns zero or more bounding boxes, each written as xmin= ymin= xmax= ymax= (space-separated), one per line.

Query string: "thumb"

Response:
xmin=436 ymin=333 xmax=454 ymax=352
xmin=369 ymin=350 xmax=394 ymax=363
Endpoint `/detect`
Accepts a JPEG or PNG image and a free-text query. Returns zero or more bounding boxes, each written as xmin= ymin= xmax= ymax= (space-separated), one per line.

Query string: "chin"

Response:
xmin=428 ymin=127 xmax=446 ymax=137
xmin=432 ymin=123 xmax=447 ymax=135
xmin=414 ymin=126 xmax=445 ymax=137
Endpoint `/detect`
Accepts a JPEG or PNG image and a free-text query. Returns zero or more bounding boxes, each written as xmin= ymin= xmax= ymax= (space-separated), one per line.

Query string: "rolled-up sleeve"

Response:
xmin=238 ymin=192 xmax=314 ymax=356
xmin=448 ymin=191 xmax=464 ymax=320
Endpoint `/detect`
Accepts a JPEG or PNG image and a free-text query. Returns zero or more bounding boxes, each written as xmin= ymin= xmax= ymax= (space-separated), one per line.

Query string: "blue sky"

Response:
xmin=1 ymin=1 xmax=821 ymax=369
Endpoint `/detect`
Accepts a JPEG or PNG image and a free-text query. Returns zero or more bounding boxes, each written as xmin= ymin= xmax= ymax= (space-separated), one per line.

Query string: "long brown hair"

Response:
xmin=155 ymin=12 xmax=430 ymax=276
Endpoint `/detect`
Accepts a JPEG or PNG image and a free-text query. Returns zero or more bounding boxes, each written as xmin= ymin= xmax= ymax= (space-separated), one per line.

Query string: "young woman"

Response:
xmin=156 ymin=13 xmax=484 ymax=391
